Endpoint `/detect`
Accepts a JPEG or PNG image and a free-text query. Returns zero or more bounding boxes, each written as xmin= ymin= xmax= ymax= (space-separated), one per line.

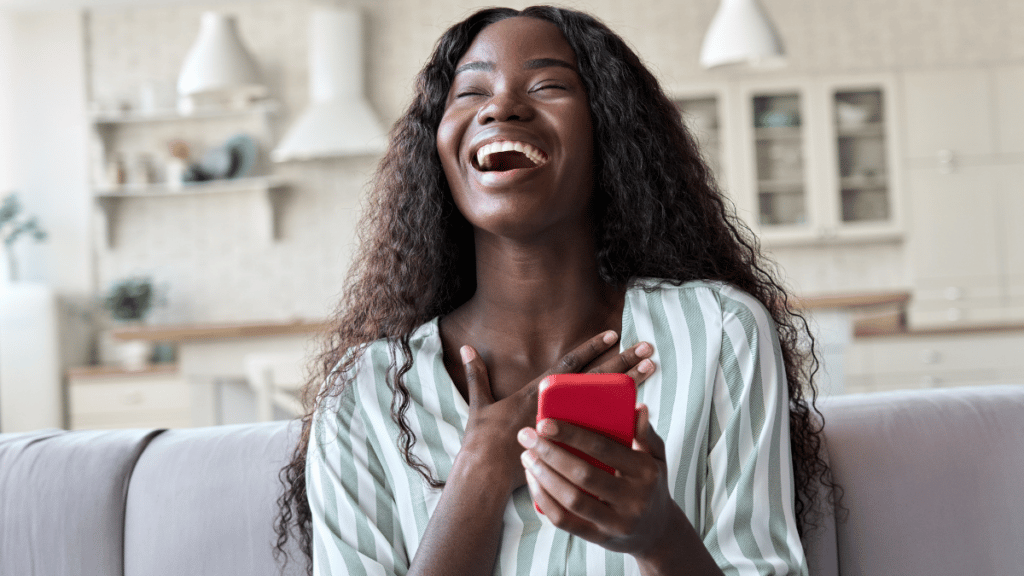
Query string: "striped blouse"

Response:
xmin=307 ymin=279 xmax=808 ymax=575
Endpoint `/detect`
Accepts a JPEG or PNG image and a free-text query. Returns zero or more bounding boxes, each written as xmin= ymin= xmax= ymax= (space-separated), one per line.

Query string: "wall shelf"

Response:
xmin=95 ymin=176 xmax=288 ymax=248
xmin=91 ymin=100 xmax=279 ymax=125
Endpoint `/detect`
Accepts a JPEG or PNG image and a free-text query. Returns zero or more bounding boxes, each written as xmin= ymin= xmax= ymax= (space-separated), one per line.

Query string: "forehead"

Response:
xmin=457 ymin=16 xmax=577 ymax=67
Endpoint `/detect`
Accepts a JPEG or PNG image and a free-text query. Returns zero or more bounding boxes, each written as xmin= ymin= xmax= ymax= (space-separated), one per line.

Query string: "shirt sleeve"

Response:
xmin=701 ymin=287 xmax=808 ymax=576
xmin=307 ymin=380 xmax=409 ymax=576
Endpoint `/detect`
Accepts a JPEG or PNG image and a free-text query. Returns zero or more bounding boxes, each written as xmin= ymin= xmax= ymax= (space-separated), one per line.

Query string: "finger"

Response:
xmin=590 ymin=341 xmax=653 ymax=374
xmin=524 ymin=461 xmax=609 ymax=538
xmin=623 ymin=357 xmax=656 ymax=386
xmin=631 ymin=404 xmax=666 ymax=461
xmin=529 ymin=420 xmax=635 ymax=500
xmin=550 ymin=330 xmax=620 ymax=375
xmin=460 ymin=345 xmax=494 ymax=409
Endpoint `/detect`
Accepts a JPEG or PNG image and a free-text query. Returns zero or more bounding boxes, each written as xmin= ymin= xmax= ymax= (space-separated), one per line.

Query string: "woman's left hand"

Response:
xmin=517 ymin=403 xmax=687 ymax=562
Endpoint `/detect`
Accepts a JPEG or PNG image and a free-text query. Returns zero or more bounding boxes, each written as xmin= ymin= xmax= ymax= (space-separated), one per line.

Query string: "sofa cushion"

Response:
xmin=0 ymin=427 xmax=163 ymax=576
xmin=818 ymin=385 xmax=1024 ymax=576
xmin=123 ymin=420 xmax=306 ymax=576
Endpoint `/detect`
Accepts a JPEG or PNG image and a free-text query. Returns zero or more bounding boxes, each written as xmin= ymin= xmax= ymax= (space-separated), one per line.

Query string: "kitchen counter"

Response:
xmin=109 ymin=318 xmax=329 ymax=342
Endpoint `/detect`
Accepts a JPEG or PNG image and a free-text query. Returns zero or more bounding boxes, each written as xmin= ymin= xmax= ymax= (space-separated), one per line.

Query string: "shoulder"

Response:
xmin=629 ymin=278 xmax=776 ymax=334
xmin=319 ymin=317 xmax=440 ymax=411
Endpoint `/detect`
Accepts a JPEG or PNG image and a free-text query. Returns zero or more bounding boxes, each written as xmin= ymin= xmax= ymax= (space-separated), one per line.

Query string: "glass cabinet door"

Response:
xmin=833 ymin=89 xmax=889 ymax=223
xmin=675 ymin=96 xmax=723 ymax=183
xmin=752 ymin=93 xmax=806 ymax=227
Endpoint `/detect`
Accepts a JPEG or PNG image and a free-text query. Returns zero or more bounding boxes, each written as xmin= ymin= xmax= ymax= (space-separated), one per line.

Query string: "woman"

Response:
xmin=276 ymin=6 xmax=832 ymax=576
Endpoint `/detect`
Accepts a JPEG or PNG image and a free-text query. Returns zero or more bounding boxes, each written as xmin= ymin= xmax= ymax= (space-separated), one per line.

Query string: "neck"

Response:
xmin=455 ymin=227 xmax=623 ymax=368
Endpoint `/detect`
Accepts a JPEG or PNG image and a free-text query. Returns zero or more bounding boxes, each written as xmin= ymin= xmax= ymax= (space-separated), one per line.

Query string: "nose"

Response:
xmin=476 ymin=90 xmax=533 ymax=124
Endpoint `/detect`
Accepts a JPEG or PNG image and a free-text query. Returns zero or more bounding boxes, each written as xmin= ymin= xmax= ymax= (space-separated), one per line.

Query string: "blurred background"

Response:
xmin=1 ymin=0 xmax=1022 ymax=433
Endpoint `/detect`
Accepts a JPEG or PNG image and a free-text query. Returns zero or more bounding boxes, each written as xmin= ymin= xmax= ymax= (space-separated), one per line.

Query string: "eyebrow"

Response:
xmin=453 ymin=58 xmax=576 ymax=76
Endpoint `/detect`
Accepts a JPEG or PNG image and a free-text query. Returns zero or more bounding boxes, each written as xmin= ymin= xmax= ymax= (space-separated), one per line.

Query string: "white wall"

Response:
xmin=0 ymin=9 xmax=92 ymax=293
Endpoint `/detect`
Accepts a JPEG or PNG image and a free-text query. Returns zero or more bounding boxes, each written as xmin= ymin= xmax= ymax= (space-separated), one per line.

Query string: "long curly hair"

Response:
xmin=274 ymin=6 xmax=835 ymax=573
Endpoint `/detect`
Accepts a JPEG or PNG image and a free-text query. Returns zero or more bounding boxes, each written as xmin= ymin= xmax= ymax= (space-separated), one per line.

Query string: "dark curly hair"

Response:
xmin=274 ymin=6 xmax=836 ymax=573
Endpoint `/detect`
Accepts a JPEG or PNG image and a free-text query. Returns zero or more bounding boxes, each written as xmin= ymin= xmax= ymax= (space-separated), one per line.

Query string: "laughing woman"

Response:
xmin=275 ymin=6 xmax=833 ymax=576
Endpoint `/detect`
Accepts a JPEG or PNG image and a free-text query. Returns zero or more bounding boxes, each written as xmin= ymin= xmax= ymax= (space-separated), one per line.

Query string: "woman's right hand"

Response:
xmin=455 ymin=330 xmax=656 ymax=497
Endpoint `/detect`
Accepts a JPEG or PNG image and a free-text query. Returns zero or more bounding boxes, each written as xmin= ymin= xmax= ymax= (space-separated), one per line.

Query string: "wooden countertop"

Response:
xmin=110 ymin=319 xmax=330 ymax=342
xmin=67 ymin=363 xmax=179 ymax=379
xmin=110 ymin=291 xmax=913 ymax=343
xmin=794 ymin=291 xmax=911 ymax=310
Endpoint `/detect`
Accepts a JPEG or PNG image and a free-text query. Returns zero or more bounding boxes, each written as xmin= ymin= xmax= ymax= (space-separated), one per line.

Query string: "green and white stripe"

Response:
xmin=307 ymin=280 xmax=808 ymax=576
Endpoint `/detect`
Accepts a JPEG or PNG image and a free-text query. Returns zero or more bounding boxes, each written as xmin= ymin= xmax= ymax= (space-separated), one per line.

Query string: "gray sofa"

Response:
xmin=2 ymin=385 xmax=1022 ymax=576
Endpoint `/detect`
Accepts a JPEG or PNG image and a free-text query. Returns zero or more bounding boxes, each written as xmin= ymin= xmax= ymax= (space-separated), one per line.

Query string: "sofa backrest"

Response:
xmin=816 ymin=384 xmax=1024 ymax=575
xmin=122 ymin=420 xmax=305 ymax=576
xmin=3 ymin=385 xmax=1023 ymax=576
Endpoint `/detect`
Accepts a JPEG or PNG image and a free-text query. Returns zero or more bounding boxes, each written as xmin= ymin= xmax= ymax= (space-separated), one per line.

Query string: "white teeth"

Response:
xmin=475 ymin=140 xmax=548 ymax=170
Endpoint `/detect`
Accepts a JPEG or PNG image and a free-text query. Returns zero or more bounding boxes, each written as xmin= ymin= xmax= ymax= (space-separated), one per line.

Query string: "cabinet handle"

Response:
xmin=937 ymin=149 xmax=956 ymax=174
xmin=123 ymin=391 xmax=144 ymax=405
xmin=943 ymin=286 xmax=963 ymax=301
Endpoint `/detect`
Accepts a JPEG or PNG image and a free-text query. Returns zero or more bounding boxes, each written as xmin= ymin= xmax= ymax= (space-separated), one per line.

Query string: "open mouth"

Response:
xmin=474 ymin=140 xmax=548 ymax=172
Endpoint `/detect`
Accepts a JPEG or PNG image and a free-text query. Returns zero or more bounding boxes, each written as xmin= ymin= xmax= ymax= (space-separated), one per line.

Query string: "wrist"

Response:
xmin=633 ymin=504 xmax=687 ymax=572
xmin=634 ymin=504 xmax=722 ymax=576
xmin=452 ymin=438 xmax=520 ymax=500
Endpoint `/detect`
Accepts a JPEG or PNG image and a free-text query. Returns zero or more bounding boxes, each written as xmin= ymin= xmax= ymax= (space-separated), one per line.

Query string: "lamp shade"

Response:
xmin=177 ymin=12 xmax=262 ymax=96
xmin=700 ymin=0 xmax=785 ymax=69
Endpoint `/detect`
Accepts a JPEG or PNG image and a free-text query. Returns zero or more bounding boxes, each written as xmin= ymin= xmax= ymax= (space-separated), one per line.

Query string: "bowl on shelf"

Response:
xmin=836 ymin=102 xmax=872 ymax=127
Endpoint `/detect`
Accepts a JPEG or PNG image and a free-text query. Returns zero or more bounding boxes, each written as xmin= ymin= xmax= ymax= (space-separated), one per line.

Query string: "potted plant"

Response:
xmin=102 ymin=277 xmax=155 ymax=370
xmin=0 ymin=193 xmax=47 ymax=283
xmin=103 ymin=277 xmax=154 ymax=322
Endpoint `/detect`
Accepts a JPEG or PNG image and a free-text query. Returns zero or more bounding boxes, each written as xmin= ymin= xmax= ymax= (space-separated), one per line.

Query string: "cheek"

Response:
xmin=435 ymin=113 xmax=464 ymax=173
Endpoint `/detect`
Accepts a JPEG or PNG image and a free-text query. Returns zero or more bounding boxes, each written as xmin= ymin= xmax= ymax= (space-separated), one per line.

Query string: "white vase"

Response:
xmin=118 ymin=339 xmax=154 ymax=372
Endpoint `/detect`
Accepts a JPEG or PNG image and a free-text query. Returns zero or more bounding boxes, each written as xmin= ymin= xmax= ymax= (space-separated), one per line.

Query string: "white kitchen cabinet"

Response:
xmin=672 ymin=75 xmax=902 ymax=245
xmin=672 ymin=84 xmax=743 ymax=214
xmin=905 ymin=165 xmax=1004 ymax=325
xmin=999 ymin=164 xmax=1024 ymax=316
xmin=901 ymin=69 xmax=995 ymax=162
xmin=67 ymin=365 xmax=192 ymax=430
xmin=735 ymin=75 xmax=902 ymax=245
xmin=994 ymin=66 xmax=1024 ymax=157
xmin=900 ymin=66 xmax=1024 ymax=327
xmin=845 ymin=329 xmax=1024 ymax=394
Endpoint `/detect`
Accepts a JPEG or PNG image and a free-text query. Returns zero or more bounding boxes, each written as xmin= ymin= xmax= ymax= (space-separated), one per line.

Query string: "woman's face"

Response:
xmin=436 ymin=17 xmax=595 ymax=241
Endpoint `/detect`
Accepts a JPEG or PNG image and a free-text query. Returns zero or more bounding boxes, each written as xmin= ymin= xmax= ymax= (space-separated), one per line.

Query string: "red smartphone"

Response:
xmin=533 ymin=373 xmax=636 ymax=513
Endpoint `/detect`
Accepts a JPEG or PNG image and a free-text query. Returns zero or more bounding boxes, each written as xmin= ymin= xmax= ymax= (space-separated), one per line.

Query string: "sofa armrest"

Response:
xmin=819 ymin=385 xmax=1024 ymax=575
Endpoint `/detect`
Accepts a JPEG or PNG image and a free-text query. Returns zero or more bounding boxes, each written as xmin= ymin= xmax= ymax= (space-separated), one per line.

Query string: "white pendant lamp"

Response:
xmin=272 ymin=8 xmax=388 ymax=161
xmin=700 ymin=0 xmax=786 ymax=69
xmin=177 ymin=12 xmax=264 ymax=111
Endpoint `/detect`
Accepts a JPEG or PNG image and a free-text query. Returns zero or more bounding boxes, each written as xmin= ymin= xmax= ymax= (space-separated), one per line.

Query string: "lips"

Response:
xmin=471 ymin=139 xmax=549 ymax=172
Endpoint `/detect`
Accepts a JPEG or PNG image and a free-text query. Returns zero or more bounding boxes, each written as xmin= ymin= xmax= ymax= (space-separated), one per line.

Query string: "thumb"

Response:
xmin=461 ymin=345 xmax=494 ymax=410
xmin=632 ymin=404 xmax=666 ymax=460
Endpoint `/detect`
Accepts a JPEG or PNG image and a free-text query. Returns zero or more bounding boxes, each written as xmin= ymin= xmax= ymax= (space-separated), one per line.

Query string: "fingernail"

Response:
xmin=518 ymin=427 xmax=538 ymax=449
xmin=538 ymin=419 xmax=557 ymax=436
xmin=636 ymin=342 xmax=652 ymax=357
xmin=460 ymin=345 xmax=475 ymax=364
xmin=603 ymin=331 xmax=618 ymax=344
xmin=638 ymin=359 xmax=654 ymax=374
xmin=521 ymin=450 xmax=540 ymax=474
xmin=525 ymin=468 xmax=539 ymax=492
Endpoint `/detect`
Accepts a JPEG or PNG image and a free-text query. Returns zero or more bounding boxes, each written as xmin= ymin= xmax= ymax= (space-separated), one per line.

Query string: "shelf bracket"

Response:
xmin=96 ymin=197 xmax=121 ymax=249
